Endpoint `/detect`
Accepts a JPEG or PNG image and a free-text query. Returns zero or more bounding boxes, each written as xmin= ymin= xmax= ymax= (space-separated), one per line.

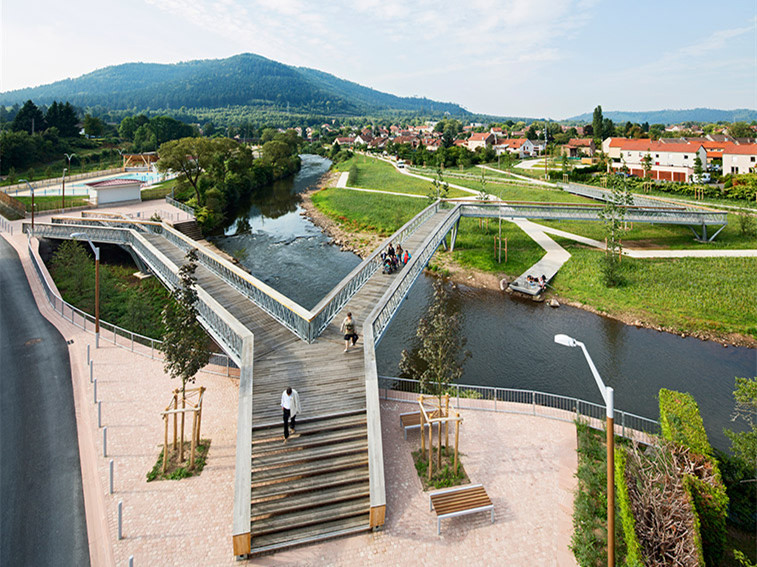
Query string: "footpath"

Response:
xmin=1 ymin=200 xmax=580 ymax=566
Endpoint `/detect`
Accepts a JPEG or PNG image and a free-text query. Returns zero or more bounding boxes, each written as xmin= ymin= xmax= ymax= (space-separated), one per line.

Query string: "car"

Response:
xmin=692 ymin=173 xmax=711 ymax=184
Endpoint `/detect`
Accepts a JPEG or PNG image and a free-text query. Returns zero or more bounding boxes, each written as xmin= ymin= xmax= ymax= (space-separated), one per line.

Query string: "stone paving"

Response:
xmin=1 ymin=202 xmax=579 ymax=566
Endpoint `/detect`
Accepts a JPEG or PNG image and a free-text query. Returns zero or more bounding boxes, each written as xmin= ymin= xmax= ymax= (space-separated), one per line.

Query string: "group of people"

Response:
xmin=382 ymin=242 xmax=411 ymax=274
xmin=526 ymin=274 xmax=548 ymax=292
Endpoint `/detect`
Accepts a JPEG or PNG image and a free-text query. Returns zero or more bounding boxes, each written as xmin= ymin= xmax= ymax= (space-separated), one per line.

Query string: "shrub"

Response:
xmin=659 ymin=389 xmax=728 ymax=566
xmin=347 ymin=163 xmax=359 ymax=185
xmin=615 ymin=448 xmax=644 ymax=567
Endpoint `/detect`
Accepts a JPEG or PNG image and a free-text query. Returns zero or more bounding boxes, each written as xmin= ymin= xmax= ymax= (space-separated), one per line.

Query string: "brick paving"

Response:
xmin=1 ymin=203 xmax=578 ymax=567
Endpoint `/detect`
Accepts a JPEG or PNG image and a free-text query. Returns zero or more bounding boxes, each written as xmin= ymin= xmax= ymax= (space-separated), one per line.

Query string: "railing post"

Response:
xmin=93 ymin=378 xmax=97 ymax=404
xmin=622 ymin=412 xmax=626 ymax=439
xmin=103 ymin=427 xmax=107 ymax=457
xmin=109 ymin=459 xmax=114 ymax=494
xmin=117 ymin=500 xmax=123 ymax=540
xmin=532 ymin=391 xmax=536 ymax=415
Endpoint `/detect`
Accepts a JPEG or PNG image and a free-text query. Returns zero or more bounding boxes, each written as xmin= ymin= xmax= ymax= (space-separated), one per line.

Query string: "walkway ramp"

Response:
xmin=506 ymin=220 xmax=571 ymax=297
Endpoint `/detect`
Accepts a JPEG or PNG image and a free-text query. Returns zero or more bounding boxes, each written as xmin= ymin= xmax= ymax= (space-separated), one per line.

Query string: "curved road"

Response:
xmin=0 ymin=236 xmax=90 ymax=566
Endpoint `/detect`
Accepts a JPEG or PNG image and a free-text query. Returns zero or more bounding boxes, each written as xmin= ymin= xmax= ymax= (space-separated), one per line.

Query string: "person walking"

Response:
xmin=281 ymin=386 xmax=301 ymax=443
xmin=340 ymin=312 xmax=358 ymax=352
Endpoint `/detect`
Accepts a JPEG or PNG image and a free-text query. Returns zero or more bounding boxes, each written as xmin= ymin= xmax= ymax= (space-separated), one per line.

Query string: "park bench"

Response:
xmin=428 ymin=484 xmax=494 ymax=535
xmin=400 ymin=411 xmax=430 ymax=440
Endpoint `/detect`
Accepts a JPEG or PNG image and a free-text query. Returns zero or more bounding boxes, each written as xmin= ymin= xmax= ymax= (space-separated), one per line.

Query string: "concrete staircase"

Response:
xmin=172 ymin=219 xmax=203 ymax=241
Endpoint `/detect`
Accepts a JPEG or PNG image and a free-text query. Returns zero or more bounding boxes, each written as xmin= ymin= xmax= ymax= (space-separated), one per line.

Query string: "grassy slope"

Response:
xmin=16 ymin=195 xmax=90 ymax=212
xmin=334 ymin=156 xmax=468 ymax=197
xmin=551 ymin=241 xmax=757 ymax=339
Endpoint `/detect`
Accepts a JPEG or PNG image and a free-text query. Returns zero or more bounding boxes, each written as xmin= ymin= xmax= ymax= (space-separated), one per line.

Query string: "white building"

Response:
xmin=86 ymin=178 xmax=142 ymax=206
xmin=603 ymin=138 xmax=707 ymax=182
xmin=722 ymin=144 xmax=757 ymax=175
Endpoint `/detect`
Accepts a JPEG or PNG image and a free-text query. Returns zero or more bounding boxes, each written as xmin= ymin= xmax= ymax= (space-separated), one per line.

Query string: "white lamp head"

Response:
xmin=554 ymin=334 xmax=577 ymax=348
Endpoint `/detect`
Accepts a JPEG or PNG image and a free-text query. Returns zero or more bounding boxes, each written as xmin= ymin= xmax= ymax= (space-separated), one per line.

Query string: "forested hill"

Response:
xmin=0 ymin=53 xmax=469 ymax=117
xmin=566 ymin=108 xmax=757 ymax=125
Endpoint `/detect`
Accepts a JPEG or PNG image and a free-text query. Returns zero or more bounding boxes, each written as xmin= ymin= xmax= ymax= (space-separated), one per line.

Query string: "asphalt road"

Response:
xmin=0 ymin=236 xmax=90 ymax=566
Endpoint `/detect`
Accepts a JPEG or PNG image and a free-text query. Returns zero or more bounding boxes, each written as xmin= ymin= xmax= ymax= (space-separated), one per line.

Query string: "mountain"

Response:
xmin=0 ymin=53 xmax=469 ymax=118
xmin=566 ymin=108 xmax=757 ymax=125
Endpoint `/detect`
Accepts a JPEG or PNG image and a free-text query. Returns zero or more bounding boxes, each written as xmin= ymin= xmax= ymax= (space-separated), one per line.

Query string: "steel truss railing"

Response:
xmin=379 ymin=376 xmax=661 ymax=442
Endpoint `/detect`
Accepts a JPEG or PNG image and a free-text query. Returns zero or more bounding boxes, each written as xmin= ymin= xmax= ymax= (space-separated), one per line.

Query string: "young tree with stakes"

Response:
xmin=160 ymin=249 xmax=211 ymax=463
xmin=598 ymin=179 xmax=634 ymax=287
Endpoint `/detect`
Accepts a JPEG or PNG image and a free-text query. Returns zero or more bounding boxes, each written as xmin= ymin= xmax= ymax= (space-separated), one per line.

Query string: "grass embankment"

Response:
xmin=536 ymin=216 xmax=757 ymax=250
xmin=551 ymin=242 xmax=757 ymax=340
xmin=334 ymin=155 xmax=468 ymax=197
xmin=141 ymin=179 xmax=179 ymax=201
xmin=48 ymin=240 xmax=170 ymax=339
xmin=16 ymin=195 xmax=90 ymax=212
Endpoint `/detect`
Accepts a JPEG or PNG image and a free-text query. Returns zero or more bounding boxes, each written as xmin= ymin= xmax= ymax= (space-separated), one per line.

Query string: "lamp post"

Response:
xmin=20 ymin=179 xmax=35 ymax=230
xmin=63 ymin=153 xmax=76 ymax=209
xmin=71 ymin=232 xmax=101 ymax=348
xmin=554 ymin=334 xmax=615 ymax=567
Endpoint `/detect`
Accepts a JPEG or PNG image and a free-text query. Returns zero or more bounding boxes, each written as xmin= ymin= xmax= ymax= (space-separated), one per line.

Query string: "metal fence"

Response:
xmin=26 ymin=237 xmax=240 ymax=377
xmin=165 ymin=196 xmax=196 ymax=217
xmin=2 ymin=168 xmax=124 ymax=195
xmin=378 ymin=376 xmax=661 ymax=443
xmin=0 ymin=216 xmax=13 ymax=235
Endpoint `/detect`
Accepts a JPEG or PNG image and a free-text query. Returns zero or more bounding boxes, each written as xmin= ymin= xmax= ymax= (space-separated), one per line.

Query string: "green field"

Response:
xmin=536 ymin=214 xmax=757 ymax=250
xmin=335 ymin=156 xmax=468 ymax=197
xmin=550 ymin=243 xmax=757 ymax=339
xmin=16 ymin=195 xmax=90 ymax=212
xmin=311 ymin=187 xmax=427 ymax=235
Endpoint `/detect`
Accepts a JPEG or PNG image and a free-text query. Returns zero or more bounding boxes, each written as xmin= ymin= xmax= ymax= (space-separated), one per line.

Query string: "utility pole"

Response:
xmin=544 ymin=120 xmax=548 ymax=180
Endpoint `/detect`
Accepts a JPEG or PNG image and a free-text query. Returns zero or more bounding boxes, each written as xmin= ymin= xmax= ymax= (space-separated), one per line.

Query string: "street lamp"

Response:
xmin=554 ymin=334 xmax=615 ymax=567
xmin=19 ymin=179 xmax=35 ymax=230
xmin=71 ymin=232 xmax=101 ymax=348
xmin=63 ymin=153 xmax=76 ymax=209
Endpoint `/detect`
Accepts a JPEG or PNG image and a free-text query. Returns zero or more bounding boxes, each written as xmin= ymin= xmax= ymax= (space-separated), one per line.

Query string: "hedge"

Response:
xmin=614 ymin=448 xmax=644 ymax=567
xmin=659 ymin=389 xmax=728 ymax=566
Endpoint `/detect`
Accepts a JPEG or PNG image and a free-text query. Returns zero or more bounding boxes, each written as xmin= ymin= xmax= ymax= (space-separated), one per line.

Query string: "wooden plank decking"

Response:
xmin=142 ymin=209 xmax=451 ymax=553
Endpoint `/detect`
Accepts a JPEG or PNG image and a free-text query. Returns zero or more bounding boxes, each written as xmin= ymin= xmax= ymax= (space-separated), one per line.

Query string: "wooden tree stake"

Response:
xmin=162 ymin=415 xmax=169 ymax=474
xmin=454 ymin=412 xmax=460 ymax=474
xmin=445 ymin=394 xmax=450 ymax=449
xmin=172 ymin=393 xmax=178 ymax=450
xmin=189 ymin=410 xmax=198 ymax=470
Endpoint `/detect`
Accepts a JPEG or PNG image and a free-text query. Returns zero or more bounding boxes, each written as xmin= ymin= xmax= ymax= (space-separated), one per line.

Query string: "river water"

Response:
xmin=213 ymin=155 xmax=755 ymax=451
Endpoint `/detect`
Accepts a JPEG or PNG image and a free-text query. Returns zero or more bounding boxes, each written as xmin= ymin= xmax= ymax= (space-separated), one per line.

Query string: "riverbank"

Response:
xmin=304 ymin=176 xmax=756 ymax=349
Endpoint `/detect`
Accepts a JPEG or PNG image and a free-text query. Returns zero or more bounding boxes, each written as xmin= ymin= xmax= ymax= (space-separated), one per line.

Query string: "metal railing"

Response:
xmin=371 ymin=204 xmax=462 ymax=344
xmin=378 ymin=376 xmax=661 ymax=442
xmin=0 ymin=216 xmax=13 ymax=235
xmin=166 ymin=196 xmax=196 ymax=217
xmin=2 ymin=168 xmax=124 ymax=195
xmin=456 ymin=201 xmax=728 ymax=226
xmin=25 ymin=236 xmax=240 ymax=376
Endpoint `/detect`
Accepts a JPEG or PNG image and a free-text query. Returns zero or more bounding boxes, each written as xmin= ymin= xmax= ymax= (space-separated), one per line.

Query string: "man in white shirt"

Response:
xmin=281 ymin=387 xmax=301 ymax=442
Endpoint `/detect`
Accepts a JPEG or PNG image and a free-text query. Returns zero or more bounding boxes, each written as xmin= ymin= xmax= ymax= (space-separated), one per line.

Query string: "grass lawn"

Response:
xmin=16 ymin=195 xmax=90 ymax=212
xmin=446 ymin=178 xmax=597 ymax=204
xmin=334 ymin=155 xmax=468 ymax=197
xmin=536 ymin=215 xmax=757 ymax=250
xmin=550 ymin=242 xmax=757 ymax=339
xmin=311 ymin=187 xmax=428 ymax=235
xmin=436 ymin=217 xmax=546 ymax=278
xmin=141 ymin=179 xmax=178 ymax=201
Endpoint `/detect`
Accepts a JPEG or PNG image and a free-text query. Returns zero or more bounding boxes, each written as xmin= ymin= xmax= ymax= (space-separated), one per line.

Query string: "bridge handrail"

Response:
xmin=23 ymin=227 xmax=240 ymax=374
xmin=378 ymin=376 xmax=661 ymax=441
xmin=370 ymin=204 xmax=462 ymax=344
xmin=308 ymin=200 xmax=442 ymax=340
xmin=166 ymin=196 xmax=196 ymax=217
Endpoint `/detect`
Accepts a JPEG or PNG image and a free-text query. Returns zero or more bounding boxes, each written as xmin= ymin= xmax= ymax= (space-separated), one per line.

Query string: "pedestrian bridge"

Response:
xmin=22 ymin=196 xmax=727 ymax=556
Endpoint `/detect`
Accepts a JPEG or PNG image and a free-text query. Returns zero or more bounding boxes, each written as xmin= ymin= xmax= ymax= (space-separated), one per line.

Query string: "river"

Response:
xmin=212 ymin=155 xmax=755 ymax=451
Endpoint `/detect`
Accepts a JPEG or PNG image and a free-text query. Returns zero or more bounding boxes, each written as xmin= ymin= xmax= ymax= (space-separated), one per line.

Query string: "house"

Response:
xmin=368 ymin=136 xmax=388 ymax=150
xmin=562 ymin=138 xmax=596 ymax=158
xmin=354 ymin=133 xmax=374 ymax=146
xmin=393 ymin=135 xmax=419 ymax=148
xmin=334 ymin=137 xmax=355 ymax=147
xmin=603 ymin=138 xmax=707 ymax=182
xmin=466 ymin=132 xmax=495 ymax=151
xmin=722 ymin=144 xmax=757 ymax=175
xmin=529 ymin=139 xmax=547 ymax=155
xmin=86 ymin=178 xmax=142 ymax=206
xmin=497 ymin=138 xmax=535 ymax=158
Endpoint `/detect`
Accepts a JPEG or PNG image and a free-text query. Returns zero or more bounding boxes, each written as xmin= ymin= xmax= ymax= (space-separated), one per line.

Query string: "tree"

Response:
xmin=83 ymin=114 xmax=104 ymax=137
xmin=119 ymin=114 xmax=149 ymax=141
xmin=693 ymin=155 xmax=704 ymax=179
xmin=428 ymin=168 xmax=449 ymax=202
xmin=45 ymin=101 xmax=79 ymax=137
xmin=12 ymin=100 xmax=46 ymax=134
xmin=592 ymin=105 xmax=604 ymax=142
xmin=598 ymin=179 xmax=634 ymax=286
xmin=729 ymin=122 xmax=752 ymax=139
xmin=161 ymin=249 xmax=210 ymax=392
xmin=156 ymin=137 xmax=217 ymax=205
xmin=641 ymin=153 xmax=653 ymax=179
xmin=399 ymin=278 xmax=470 ymax=417
xmin=725 ymin=377 xmax=757 ymax=465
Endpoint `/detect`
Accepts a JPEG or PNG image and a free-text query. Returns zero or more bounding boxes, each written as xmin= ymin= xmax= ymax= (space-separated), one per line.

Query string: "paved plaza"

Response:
xmin=1 ymin=204 xmax=578 ymax=566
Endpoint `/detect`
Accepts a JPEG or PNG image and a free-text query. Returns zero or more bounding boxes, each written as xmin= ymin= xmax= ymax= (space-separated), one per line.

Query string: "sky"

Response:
xmin=1 ymin=0 xmax=755 ymax=119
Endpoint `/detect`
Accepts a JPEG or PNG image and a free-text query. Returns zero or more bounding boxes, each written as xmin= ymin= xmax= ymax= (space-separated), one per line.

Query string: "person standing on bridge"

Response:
xmin=281 ymin=386 xmax=301 ymax=443
xmin=340 ymin=312 xmax=358 ymax=352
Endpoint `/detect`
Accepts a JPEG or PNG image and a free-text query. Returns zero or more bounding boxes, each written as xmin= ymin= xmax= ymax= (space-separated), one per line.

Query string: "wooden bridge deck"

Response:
xmin=143 ymin=208 xmax=450 ymax=553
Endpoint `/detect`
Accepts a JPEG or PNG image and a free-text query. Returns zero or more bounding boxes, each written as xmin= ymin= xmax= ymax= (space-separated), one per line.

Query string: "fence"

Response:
xmin=2 ymin=168 xmax=124 ymax=195
xmin=165 ymin=196 xmax=196 ymax=217
xmin=378 ymin=376 xmax=660 ymax=443
xmin=26 ymin=237 xmax=240 ymax=378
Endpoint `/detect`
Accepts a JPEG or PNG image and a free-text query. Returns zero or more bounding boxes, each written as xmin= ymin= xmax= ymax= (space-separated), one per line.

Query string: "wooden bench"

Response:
xmin=400 ymin=411 xmax=431 ymax=440
xmin=429 ymin=484 xmax=494 ymax=535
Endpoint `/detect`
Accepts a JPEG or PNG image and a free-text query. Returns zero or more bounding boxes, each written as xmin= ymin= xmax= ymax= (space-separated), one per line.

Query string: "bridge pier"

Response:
xmin=449 ymin=219 xmax=461 ymax=252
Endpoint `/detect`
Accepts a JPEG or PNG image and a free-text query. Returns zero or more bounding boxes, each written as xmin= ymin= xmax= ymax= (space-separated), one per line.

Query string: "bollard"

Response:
xmin=103 ymin=427 xmax=108 ymax=457
xmin=118 ymin=501 xmax=123 ymax=540
xmin=87 ymin=344 xmax=90 ymax=365
xmin=98 ymin=401 xmax=102 ymax=428
xmin=89 ymin=360 xmax=93 ymax=383
xmin=129 ymin=556 xmax=133 ymax=567
xmin=94 ymin=379 xmax=97 ymax=404
xmin=109 ymin=459 xmax=114 ymax=494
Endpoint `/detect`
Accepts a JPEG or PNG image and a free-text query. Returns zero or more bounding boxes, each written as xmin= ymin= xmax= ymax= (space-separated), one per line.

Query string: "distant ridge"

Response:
xmin=566 ymin=108 xmax=757 ymax=125
xmin=0 ymin=53 xmax=470 ymax=118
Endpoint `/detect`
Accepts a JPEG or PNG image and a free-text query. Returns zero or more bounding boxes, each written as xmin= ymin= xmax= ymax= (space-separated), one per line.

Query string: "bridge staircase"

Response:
xmin=34 ymin=205 xmax=452 ymax=555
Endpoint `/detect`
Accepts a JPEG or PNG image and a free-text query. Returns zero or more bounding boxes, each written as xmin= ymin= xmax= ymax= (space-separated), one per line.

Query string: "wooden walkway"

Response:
xmin=143 ymin=209 xmax=450 ymax=553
